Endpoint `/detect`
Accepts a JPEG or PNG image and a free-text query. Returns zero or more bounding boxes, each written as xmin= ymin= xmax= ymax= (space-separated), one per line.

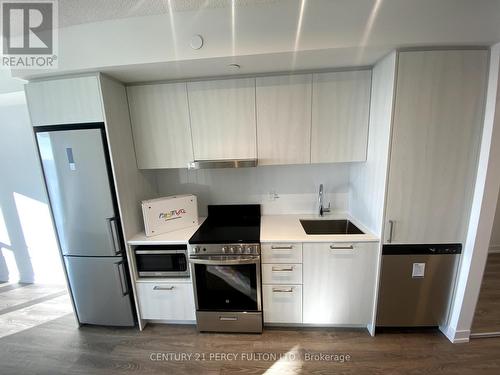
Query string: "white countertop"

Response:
xmin=127 ymin=213 xmax=379 ymax=245
xmin=127 ymin=217 xmax=206 ymax=245
xmin=260 ymin=213 xmax=379 ymax=243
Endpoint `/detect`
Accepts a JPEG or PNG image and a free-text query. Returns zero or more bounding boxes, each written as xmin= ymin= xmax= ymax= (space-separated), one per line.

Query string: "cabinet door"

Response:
xmin=187 ymin=78 xmax=256 ymax=160
xmin=127 ymin=83 xmax=193 ymax=169
xmin=311 ymin=70 xmax=371 ymax=163
xmin=263 ymin=285 xmax=302 ymax=324
xmin=385 ymin=50 xmax=488 ymax=244
xmin=256 ymin=74 xmax=312 ymax=165
xmin=136 ymin=282 xmax=196 ymax=321
xmin=303 ymin=242 xmax=377 ymax=325
xmin=25 ymin=76 xmax=103 ymax=126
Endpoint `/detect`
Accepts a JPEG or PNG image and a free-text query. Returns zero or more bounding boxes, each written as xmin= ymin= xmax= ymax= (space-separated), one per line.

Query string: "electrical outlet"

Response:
xmin=269 ymin=191 xmax=280 ymax=201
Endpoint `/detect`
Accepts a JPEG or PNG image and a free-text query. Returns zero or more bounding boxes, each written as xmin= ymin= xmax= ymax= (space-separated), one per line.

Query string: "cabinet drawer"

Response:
xmin=262 ymin=264 xmax=302 ymax=284
xmin=263 ymin=285 xmax=302 ymax=324
xmin=136 ymin=282 xmax=196 ymax=321
xmin=261 ymin=243 xmax=302 ymax=263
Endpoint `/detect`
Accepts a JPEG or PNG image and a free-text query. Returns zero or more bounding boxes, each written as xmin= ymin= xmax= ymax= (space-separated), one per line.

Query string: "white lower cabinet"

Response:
xmin=303 ymin=242 xmax=378 ymax=325
xmin=136 ymin=282 xmax=196 ymax=321
xmin=263 ymin=285 xmax=302 ymax=324
xmin=262 ymin=242 xmax=303 ymax=324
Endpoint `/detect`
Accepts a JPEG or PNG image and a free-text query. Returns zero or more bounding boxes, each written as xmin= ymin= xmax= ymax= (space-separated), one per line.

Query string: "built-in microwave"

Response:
xmin=134 ymin=245 xmax=189 ymax=278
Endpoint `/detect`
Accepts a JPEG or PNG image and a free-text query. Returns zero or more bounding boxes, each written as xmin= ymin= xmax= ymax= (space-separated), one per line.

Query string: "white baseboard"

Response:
xmin=489 ymin=245 xmax=500 ymax=253
xmin=439 ymin=324 xmax=470 ymax=343
xmin=470 ymin=331 xmax=500 ymax=338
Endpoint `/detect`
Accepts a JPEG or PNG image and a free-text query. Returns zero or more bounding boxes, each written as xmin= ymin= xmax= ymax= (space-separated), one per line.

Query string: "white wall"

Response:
xmin=349 ymin=52 xmax=396 ymax=237
xmin=489 ymin=198 xmax=500 ymax=252
xmin=0 ymin=70 xmax=24 ymax=94
xmin=155 ymin=163 xmax=351 ymax=216
xmin=443 ymin=43 xmax=500 ymax=343
xmin=99 ymin=74 xmax=158 ymax=241
xmin=0 ymin=91 xmax=63 ymax=284
xmin=348 ymin=52 xmax=397 ymax=336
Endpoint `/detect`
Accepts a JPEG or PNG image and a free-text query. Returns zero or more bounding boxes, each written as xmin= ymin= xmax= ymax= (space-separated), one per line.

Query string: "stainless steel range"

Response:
xmin=188 ymin=205 xmax=262 ymax=333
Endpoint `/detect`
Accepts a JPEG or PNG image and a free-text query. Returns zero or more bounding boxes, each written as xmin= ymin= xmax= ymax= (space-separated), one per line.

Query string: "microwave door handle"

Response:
xmin=189 ymin=258 xmax=259 ymax=266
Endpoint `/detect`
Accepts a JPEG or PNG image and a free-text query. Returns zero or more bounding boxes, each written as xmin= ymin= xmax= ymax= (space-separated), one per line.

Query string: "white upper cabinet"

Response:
xmin=311 ymin=70 xmax=371 ymax=163
xmin=25 ymin=76 xmax=103 ymax=126
xmin=256 ymin=74 xmax=312 ymax=165
xmin=187 ymin=78 xmax=257 ymax=160
xmin=384 ymin=50 xmax=488 ymax=244
xmin=127 ymin=83 xmax=193 ymax=169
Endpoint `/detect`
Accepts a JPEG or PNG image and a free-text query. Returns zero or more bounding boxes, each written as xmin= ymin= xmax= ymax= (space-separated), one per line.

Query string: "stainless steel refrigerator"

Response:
xmin=35 ymin=124 xmax=135 ymax=326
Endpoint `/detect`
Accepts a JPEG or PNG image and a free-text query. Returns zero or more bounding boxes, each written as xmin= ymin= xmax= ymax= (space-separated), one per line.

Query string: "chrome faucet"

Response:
xmin=318 ymin=184 xmax=331 ymax=216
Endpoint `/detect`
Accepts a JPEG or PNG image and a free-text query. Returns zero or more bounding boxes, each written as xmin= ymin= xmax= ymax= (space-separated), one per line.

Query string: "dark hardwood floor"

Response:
xmin=0 ymin=282 xmax=72 ymax=339
xmin=0 ymin=315 xmax=499 ymax=374
xmin=472 ymin=253 xmax=500 ymax=334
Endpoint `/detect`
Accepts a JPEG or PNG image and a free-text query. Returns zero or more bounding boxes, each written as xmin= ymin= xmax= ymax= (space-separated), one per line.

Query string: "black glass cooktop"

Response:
xmin=189 ymin=204 xmax=261 ymax=244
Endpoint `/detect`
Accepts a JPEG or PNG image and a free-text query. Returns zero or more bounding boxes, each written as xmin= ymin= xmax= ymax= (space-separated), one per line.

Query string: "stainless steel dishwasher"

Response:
xmin=376 ymin=244 xmax=461 ymax=327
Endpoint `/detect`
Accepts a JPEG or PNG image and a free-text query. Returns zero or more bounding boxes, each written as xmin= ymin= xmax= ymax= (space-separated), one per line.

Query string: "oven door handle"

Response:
xmin=189 ymin=257 xmax=260 ymax=265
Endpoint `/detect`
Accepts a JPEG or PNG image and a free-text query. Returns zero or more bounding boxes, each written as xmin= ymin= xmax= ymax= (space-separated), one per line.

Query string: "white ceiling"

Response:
xmin=104 ymin=47 xmax=382 ymax=84
xmin=59 ymin=0 xmax=282 ymax=27
xmin=10 ymin=0 xmax=500 ymax=83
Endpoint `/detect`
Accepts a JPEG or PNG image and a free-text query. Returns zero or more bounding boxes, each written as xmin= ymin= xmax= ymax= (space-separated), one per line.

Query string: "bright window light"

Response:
xmin=13 ymin=192 xmax=64 ymax=284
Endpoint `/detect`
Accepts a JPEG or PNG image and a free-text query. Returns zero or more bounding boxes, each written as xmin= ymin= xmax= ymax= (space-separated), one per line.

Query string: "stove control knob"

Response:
xmin=193 ymin=246 xmax=200 ymax=253
xmin=237 ymin=246 xmax=243 ymax=254
xmin=221 ymin=246 xmax=227 ymax=254
xmin=246 ymin=246 xmax=252 ymax=254
xmin=229 ymin=247 xmax=235 ymax=254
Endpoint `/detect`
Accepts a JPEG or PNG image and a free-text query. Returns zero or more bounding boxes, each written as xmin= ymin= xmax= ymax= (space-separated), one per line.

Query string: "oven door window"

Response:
xmin=194 ymin=263 xmax=258 ymax=311
xmin=136 ymin=253 xmax=187 ymax=273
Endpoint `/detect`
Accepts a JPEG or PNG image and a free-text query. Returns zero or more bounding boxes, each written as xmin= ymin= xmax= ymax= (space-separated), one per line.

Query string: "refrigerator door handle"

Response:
xmin=107 ymin=217 xmax=121 ymax=255
xmin=387 ymin=220 xmax=395 ymax=243
xmin=115 ymin=260 xmax=129 ymax=297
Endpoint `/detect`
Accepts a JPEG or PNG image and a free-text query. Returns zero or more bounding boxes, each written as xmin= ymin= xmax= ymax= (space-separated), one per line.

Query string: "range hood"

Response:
xmin=188 ymin=159 xmax=257 ymax=170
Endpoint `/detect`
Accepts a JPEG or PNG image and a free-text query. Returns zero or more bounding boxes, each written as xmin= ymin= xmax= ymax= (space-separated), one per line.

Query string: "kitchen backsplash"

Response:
xmin=154 ymin=163 xmax=352 ymax=216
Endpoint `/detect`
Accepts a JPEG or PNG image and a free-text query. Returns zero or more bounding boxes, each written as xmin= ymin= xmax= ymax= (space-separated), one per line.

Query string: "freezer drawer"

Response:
xmin=376 ymin=244 xmax=461 ymax=327
xmin=64 ymin=256 xmax=135 ymax=326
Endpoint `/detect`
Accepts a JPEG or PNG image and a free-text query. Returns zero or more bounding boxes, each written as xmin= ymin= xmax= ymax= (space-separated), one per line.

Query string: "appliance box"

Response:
xmin=142 ymin=195 xmax=198 ymax=237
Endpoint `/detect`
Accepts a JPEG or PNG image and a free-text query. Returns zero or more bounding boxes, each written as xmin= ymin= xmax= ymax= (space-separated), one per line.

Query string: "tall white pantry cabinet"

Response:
xmin=383 ymin=49 xmax=488 ymax=245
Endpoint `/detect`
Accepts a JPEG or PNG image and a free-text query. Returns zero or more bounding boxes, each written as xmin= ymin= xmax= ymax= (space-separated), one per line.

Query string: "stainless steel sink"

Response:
xmin=300 ymin=219 xmax=364 ymax=235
